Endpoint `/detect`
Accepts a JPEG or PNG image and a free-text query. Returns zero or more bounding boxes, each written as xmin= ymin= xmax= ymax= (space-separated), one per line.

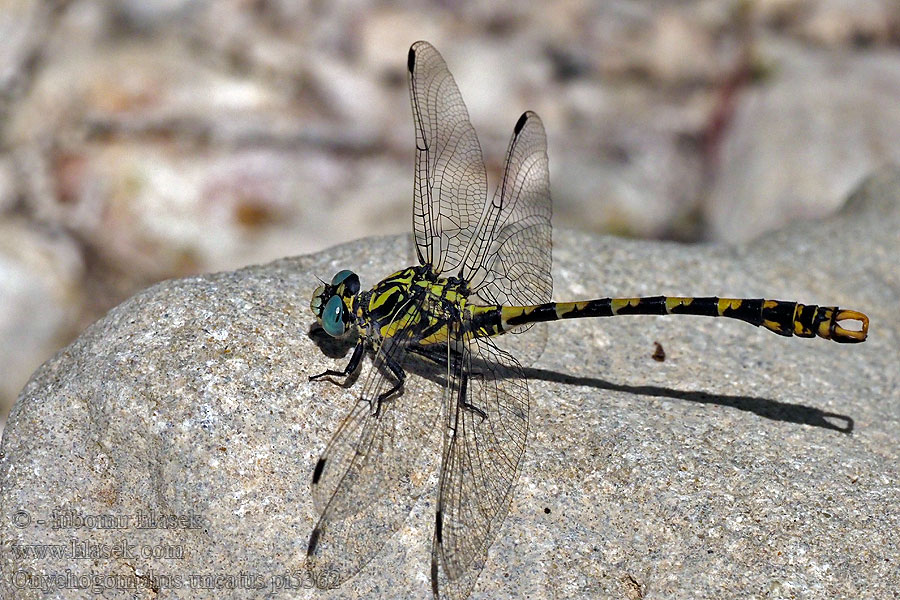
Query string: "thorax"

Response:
xmin=358 ymin=265 xmax=472 ymax=343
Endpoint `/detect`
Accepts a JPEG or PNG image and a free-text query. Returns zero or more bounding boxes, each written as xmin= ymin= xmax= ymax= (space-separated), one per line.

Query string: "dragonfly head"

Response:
xmin=310 ymin=269 xmax=361 ymax=337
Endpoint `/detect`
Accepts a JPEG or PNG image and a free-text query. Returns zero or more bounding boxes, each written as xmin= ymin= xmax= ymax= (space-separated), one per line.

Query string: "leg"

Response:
xmin=309 ymin=341 xmax=365 ymax=383
xmin=458 ymin=371 xmax=487 ymax=422
xmin=371 ymin=352 xmax=407 ymax=417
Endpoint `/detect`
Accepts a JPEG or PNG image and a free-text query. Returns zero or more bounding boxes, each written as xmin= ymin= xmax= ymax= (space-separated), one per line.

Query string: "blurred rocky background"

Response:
xmin=1 ymin=0 xmax=899 ymax=433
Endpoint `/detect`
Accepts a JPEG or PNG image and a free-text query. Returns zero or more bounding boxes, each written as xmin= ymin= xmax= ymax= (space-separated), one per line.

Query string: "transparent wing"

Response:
xmin=467 ymin=111 xmax=553 ymax=366
xmin=431 ymin=336 xmax=529 ymax=600
xmin=468 ymin=111 xmax=552 ymax=311
xmin=408 ymin=40 xmax=488 ymax=274
xmin=307 ymin=291 xmax=444 ymax=588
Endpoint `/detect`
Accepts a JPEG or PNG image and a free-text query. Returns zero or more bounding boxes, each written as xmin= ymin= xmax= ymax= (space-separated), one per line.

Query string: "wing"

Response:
xmin=430 ymin=336 xmax=529 ymax=600
xmin=408 ymin=40 xmax=489 ymax=275
xmin=307 ymin=291 xmax=444 ymax=588
xmin=467 ymin=111 xmax=552 ymax=310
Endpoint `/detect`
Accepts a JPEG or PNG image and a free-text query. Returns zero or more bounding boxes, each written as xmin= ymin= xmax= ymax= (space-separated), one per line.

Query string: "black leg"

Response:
xmin=309 ymin=341 xmax=365 ymax=384
xmin=458 ymin=371 xmax=487 ymax=422
xmin=373 ymin=353 xmax=406 ymax=417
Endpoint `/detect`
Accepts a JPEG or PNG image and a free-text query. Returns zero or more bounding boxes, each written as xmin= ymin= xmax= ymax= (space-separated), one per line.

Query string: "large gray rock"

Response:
xmin=1 ymin=168 xmax=898 ymax=599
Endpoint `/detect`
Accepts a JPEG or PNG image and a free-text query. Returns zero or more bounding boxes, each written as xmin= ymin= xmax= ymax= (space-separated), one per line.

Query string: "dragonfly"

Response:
xmin=304 ymin=40 xmax=869 ymax=600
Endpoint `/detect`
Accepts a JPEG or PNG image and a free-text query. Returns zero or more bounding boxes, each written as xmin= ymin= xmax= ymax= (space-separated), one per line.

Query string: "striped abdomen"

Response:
xmin=468 ymin=296 xmax=868 ymax=344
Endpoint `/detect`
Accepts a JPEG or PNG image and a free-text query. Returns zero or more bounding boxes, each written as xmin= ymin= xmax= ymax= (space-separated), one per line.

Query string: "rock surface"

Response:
xmin=0 ymin=168 xmax=898 ymax=599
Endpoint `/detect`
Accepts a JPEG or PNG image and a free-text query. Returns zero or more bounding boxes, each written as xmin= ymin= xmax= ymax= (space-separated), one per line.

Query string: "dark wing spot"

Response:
xmin=408 ymin=46 xmax=416 ymax=72
xmin=435 ymin=509 xmax=443 ymax=543
xmin=307 ymin=527 xmax=321 ymax=555
xmin=514 ymin=112 xmax=529 ymax=134
xmin=312 ymin=458 xmax=326 ymax=484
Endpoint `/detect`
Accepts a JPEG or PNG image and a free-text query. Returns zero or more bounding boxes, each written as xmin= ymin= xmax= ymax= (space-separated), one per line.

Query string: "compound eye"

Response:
xmin=322 ymin=296 xmax=346 ymax=337
xmin=331 ymin=270 xmax=355 ymax=286
xmin=331 ymin=270 xmax=360 ymax=296
xmin=310 ymin=286 xmax=325 ymax=316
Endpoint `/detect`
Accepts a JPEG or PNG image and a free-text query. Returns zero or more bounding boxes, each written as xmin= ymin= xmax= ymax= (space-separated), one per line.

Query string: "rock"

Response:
xmin=1 ymin=167 xmax=897 ymax=598
xmin=0 ymin=0 xmax=58 ymax=107
xmin=0 ymin=156 xmax=15 ymax=213
xmin=640 ymin=10 xmax=718 ymax=84
xmin=0 ymin=220 xmax=83 ymax=435
xmin=707 ymin=40 xmax=900 ymax=243
xmin=798 ymin=0 xmax=899 ymax=47
xmin=109 ymin=0 xmax=195 ymax=33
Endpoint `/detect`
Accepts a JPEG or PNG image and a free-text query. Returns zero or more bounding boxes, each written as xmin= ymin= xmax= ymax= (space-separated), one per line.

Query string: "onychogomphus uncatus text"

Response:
xmin=305 ymin=40 xmax=869 ymax=600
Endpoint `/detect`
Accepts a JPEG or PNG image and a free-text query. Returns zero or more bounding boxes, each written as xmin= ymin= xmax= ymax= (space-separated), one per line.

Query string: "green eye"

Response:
xmin=331 ymin=270 xmax=354 ymax=286
xmin=322 ymin=296 xmax=346 ymax=337
xmin=331 ymin=270 xmax=360 ymax=296
xmin=310 ymin=286 xmax=325 ymax=315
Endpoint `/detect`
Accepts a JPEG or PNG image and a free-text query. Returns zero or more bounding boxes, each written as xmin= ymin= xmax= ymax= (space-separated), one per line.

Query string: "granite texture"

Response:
xmin=0 ymin=168 xmax=898 ymax=599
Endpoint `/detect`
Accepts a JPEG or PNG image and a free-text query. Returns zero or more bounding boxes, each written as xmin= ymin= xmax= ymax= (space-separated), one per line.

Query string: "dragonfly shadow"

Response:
xmin=306 ymin=324 xmax=365 ymax=388
xmin=522 ymin=366 xmax=855 ymax=434
xmin=307 ymin=324 xmax=452 ymax=392
xmin=308 ymin=324 xmax=358 ymax=359
xmin=307 ymin=324 xmax=853 ymax=434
